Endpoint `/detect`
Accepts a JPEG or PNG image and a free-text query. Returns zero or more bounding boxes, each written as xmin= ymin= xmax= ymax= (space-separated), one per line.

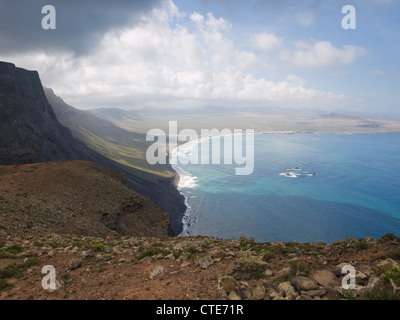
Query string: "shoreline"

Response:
xmin=167 ymin=131 xmax=400 ymax=241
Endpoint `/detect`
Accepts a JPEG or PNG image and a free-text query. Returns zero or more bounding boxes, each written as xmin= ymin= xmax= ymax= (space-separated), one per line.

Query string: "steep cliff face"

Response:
xmin=0 ymin=61 xmax=185 ymax=236
xmin=44 ymin=87 xmax=187 ymax=235
xmin=0 ymin=61 xmax=100 ymax=165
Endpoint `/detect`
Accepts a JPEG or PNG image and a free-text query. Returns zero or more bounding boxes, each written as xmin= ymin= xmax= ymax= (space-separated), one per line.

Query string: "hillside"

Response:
xmin=0 ymin=161 xmax=172 ymax=238
xmin=0 ymin=233 xmax=399 ymax=300
xmin=44 ymin=88 xmax=186 ymax=235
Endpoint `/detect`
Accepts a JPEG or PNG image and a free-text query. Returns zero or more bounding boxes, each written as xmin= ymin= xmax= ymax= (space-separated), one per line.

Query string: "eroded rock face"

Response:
xmin=0 ymin=61 xmax=101 ymax=165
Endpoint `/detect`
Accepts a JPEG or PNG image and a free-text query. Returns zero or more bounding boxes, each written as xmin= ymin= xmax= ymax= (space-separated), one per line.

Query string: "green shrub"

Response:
xmin=380 ymin=233 xmax=400 ymax=243
xmin=354 ymin=239 xmax=369 ymax=250
xmin=0 ymin=279 xmax=13 ymax=292
xmin=91 ymin=242 xmax=106 ymax=252
xmin=0 ymin=257 xmax=40 ymax=280
xmin=137 ymin=247 xmax=162 ymax=260
xmin=388 ymin=248 xmax=400 ymax=261
xmin=290 ymin=261 xmax=310 ymax=277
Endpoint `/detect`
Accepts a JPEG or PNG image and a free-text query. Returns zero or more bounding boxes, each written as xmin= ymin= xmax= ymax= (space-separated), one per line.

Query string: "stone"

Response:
xmin=149 ymin=265 xmax=165 ymax=279
xmin=278 ymin=281 xmax=297 ymax=299
xmin=198 ymin=256 xmax=214 ymax=269
xmin=250 ymin=285 xmax=266 ymax=300
xmin=333 ymin=263 xmax=352 ymax=277
xmin=267 ymin=288 xmax=280 ymax=300
xmin=310 ymin=269 xmax=340 ymax=290
xmin=301 ymin=289 xmax=326 ymax=298
xmin=290 ymin=276 xmax=319 ymax=292
xmin=367 ymin=276 xmax=381 ymax=289
xmin=277 ymin=267 xmax=292 ymax=278
xmin=377 ymin=258 xmax=399 ymax=270
xmin=228 ymin=291 xmax=242 ymax=301
xmin=215 ymin=290 xmax=228 ymax=300
xmin=357 ymin=264 xmax=375 ymax=277
xmin=69 ymin=258 xmax=83 ymax=270
xmin=240 ymin=289 xmax=252 ymax=300
xmin=173 ymin=241 xmax=190 ymax=251
xmin=264 ymin=269 xmax=273 ymax=277
xmin=218 ymin=276 xmax=237 ymax=294
xmin=82 ymin=249 xmax=95 ymax=260
xmin=165 ymin=253 xmax=175 ymax=260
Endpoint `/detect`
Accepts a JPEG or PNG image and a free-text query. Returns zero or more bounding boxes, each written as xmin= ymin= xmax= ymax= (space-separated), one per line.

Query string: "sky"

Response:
xmin=0 ymin=0 xmax=399 ymax=114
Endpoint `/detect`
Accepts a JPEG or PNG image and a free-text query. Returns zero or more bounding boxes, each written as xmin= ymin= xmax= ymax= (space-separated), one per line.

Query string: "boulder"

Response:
xmin=310 ymin=269 xmax=340 ymax=290
xmin=333 ymin=263 xmax=352 ymax=277
xmin=301 ymin=289 xmax=327 ymax=298
xmin=198 ymin=256 xmax=214 ymax=269
xmin=69 ymin=258 xmax=83 ymax=270
xmin=149 ymin=265 xmax=165 ymax=279
xmin=278 ymin=281 xmax=297 ymax=299
xmin=377 ymin=258 xmax=399 ymax=270
xmin=250 ymin=285 xmax=266 ymax=300
xmin=276 ymin=267 xmax=292 ymax=278
xmin=228 ymin=291 xmax=242 ymax=301
xmin=218 ymin=276 xmax=237 ymax=294
xmin=290 ymin=276 xmax=319 ymax=292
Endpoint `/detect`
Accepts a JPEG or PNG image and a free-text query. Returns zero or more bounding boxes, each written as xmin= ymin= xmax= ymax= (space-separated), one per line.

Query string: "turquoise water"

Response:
xmin=172 ymin=133 xmax=400 ymax=243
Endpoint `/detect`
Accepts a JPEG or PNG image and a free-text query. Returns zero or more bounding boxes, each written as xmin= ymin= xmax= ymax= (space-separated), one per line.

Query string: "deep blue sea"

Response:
xmin=172 ymin=133 xmax=400 ymax=243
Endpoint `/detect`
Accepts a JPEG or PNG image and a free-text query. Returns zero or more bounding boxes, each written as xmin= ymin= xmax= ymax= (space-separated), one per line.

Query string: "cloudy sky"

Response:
xmin=0 ymin=0 xmax=399 ymax=114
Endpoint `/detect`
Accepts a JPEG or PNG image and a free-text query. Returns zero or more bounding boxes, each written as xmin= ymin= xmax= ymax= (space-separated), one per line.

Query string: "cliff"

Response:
xmin=0 ymin=62 xmax=104 ymax=165
xmin=0 ymin=61 xmax=185 ymax=235
xmin=44 ymin=87 xmax=186 ymax=235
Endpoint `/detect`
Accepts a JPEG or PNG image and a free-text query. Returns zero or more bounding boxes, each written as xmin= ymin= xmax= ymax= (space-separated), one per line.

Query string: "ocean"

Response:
xmin=172 ymin=133 xmax=400 ymax=243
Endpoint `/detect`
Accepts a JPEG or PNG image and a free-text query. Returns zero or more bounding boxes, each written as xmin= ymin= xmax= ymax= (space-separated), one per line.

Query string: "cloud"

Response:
xmin=0 ymin=0 xmax=162 ymax=55
xmin=0 ymin=0 xmax=349 ymax=110
xmin=280 ymin=41 xmax=367 ymax=68
xmin=249 ymin=32 xmax=283 ymax=52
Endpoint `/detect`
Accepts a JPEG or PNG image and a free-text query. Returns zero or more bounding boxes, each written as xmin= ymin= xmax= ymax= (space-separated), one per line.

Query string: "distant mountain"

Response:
xmin=0 ymin=61 xmax=107 ymax=166
xmin=320 ymin=112 xmax=363 ymax=120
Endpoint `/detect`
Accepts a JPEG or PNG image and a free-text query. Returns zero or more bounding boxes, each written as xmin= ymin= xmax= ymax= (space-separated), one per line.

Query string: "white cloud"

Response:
xmin=0 ymin=0 xmax=351 ymax=110
xmin=250 ymin=32 xmax=283 ymax=52
xmin=280 ymin=41 xmax=367 ymax=68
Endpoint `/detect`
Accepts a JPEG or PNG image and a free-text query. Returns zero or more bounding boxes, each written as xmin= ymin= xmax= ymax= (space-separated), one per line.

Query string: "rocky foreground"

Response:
xmin=1 ymin=233 xmax=400 ymax=300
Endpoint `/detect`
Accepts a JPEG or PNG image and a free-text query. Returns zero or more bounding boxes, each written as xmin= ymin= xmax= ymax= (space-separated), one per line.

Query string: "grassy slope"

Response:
xmin=44 ymin=89 xmax=186 ymax=235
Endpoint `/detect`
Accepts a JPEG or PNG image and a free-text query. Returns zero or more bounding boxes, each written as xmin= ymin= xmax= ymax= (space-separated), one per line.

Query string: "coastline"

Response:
xmin=167 ymin=131 xmax=400 ymax=242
